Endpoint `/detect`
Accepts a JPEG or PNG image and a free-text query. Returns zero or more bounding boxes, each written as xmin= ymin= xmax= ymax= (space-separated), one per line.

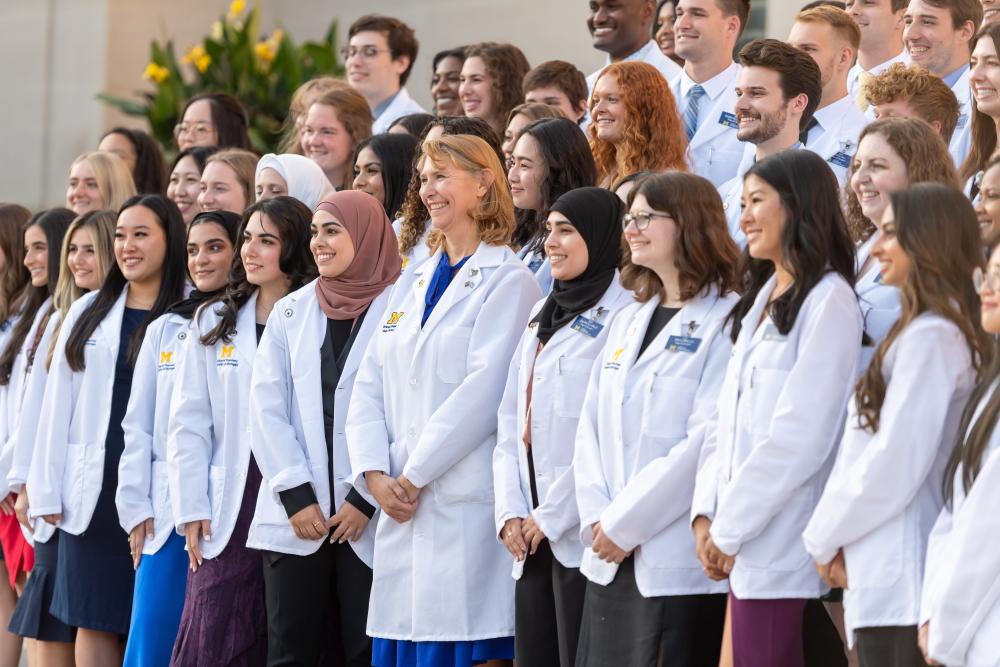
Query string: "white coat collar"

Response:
xmin=533 ymin=273 xmax=629 ymax=355
xmin=412 ymin=242 xmax=506 ymax=340
xmin=628 ymin=287 xmax=724 ymax=372
xmin=675 ymin=63 xmax=741 ymax=150
xmin=232 ymin=289 xmax=259 ymax=365
xmin=94 ymin=286 xmax=130 ymax=349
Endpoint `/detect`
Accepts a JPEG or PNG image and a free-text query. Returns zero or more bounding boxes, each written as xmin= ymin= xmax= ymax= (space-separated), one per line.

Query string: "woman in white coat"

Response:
xmin=573 ymin=173 xmax=741 ymax=666
xmin=248 ymin=191 xmax=400 ymax=666
xmin=117 ymin=209 xmax=240 ymax=667
xmin=12 ymin=208 xmax=115 ymax=666
xmin=691 ymin=150 xmax=863 ymax=667
xmin=29 ymin=194 xmax=187 ymax=666
xmin=803 ymin=184 xmax=987 ymax=666
xmin=167 ymin=196 xmax=315 ymax=667
xmin=492 ymin=186 xmax=631 ymax=667
xmin=347 ymin=134 xmax=541 ymax=667
xmin=919 ymin=238 xmax=1000 ymax=667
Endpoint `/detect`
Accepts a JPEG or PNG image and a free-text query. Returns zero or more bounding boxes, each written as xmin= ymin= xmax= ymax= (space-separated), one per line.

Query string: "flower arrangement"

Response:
xmin=99 ymin=0 xmax=345 ymax=154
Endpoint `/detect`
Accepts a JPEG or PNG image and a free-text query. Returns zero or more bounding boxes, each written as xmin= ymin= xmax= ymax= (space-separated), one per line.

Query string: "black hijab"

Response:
xmin=168 ymin=210 xmax=242 ymax=319
xmin=535 ymin=187 xmax=623 ymax=344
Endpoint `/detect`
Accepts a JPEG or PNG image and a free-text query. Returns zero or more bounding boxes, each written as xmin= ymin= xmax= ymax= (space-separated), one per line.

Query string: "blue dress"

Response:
xmin=51 ymin=307 xmax=145 ymax=634
xmin=123 ymin=531 xmax=187 ymax=667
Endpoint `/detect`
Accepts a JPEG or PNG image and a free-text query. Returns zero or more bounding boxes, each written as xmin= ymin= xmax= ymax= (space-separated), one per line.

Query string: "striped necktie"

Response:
xmin=684 ymin=84 xmax=706 ymax=141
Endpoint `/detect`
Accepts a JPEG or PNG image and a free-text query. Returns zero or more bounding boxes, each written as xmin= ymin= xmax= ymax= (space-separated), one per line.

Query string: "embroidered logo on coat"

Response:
xmin=217 ymin=344 xmax=238 ymax=367
xmin=383 ymin=311 xmax=404 ymax=332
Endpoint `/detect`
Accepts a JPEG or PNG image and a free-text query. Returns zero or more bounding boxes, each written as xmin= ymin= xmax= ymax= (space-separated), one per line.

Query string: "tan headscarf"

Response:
xmin=314 ymin=191 xmax=402 ymax=320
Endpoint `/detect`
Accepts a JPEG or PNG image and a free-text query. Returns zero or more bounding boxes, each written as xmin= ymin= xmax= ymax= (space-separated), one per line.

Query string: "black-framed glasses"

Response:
xmin=622 ymin=210 xmax=673 ymax=231
xmin=974 ymin=266 xmax=1000 ymax=294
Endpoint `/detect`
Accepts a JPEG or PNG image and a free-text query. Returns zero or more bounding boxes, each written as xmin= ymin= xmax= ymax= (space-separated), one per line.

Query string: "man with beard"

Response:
xmin=788 ymin=6 xmax=868 ymax=183
xmin=845 ymin=0 xmax=909 ymax=113
xmin=717 ymin=39 xmax=822 ymax=243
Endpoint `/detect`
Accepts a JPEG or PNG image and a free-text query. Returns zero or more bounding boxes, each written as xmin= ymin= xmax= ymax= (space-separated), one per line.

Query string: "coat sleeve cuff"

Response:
xmin=345 ymin=487 xmax=377 ymax=519
xmin=279 ymin=483 xmax=318 ymax=518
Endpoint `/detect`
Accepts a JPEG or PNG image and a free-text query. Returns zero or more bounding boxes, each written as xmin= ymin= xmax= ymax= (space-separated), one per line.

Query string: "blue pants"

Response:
xmin=123 ymin=531 xmax=188 ymax=667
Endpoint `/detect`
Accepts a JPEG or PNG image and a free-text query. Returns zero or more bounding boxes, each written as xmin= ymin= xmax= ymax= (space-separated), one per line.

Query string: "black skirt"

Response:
xmin=8 ymin=532 xmax=75 ymax=642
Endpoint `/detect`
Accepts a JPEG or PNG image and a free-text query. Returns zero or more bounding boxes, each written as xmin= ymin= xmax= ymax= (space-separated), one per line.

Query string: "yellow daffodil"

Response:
xmin=228 ymin=0 xmax=246 ymax=21
xmin=255 ymin=41 xmax=276 ymax=64
xmin=142 ymin=62 xmax=170 ymax=84
xmin=210 ymin=20 xmax=223 ymax=41
xmin=182 ymin=45 xmax=211 ymax=73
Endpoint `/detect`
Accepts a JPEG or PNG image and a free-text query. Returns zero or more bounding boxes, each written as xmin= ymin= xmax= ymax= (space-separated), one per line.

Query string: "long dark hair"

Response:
xmin=353 ymin=133 xmax=420 ymax=219
xmin=101 ymin=127 xmax=168 ymax=194
xmin=0 ymin=204 xmax=31 ymax=323
xmin=512 ymin=117 xmax=597 ymax=253
xmin=960 ymin=23 xmax=1000 ymax=185
xmin=727 ymin=150 xmax=856 ymax=342
xmin=945 ymin=340 xmax=1000 ymax=504
xmin=0 ymin=208 xmax=75 ymax=384
xmin=200 ymin=196 xmax=316 ymax=345
xmin=64 ymin=195 xmax=187 ymax=371
xmin=857 ymin=184 xmax=989 ymax=432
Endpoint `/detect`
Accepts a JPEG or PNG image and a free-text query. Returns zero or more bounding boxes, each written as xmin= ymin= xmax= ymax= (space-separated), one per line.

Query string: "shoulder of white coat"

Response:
xmin=896 ymin=311 xmax=970 ymax=351
xmin=274 ymin=279 xmax=319 ymax=322
xmin=810 ymin=271 xmax=860 ymax=309
xmin=191 ymin=296 xmax=225 ymax=335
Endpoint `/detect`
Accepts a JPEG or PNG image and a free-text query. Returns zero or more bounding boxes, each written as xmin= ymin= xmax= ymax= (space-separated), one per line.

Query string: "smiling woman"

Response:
xmin=301 ymin=84 xmax=373 ymax=192
xmin=461 ymin=42 xmax=531 ymax=138
xmin=65 ymin=152 xmax=136 ymax=218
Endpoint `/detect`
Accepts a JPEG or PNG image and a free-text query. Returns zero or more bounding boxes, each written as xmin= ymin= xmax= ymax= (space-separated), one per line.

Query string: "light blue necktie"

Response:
xmin=684 ymin=84 xmax=706 ymax=141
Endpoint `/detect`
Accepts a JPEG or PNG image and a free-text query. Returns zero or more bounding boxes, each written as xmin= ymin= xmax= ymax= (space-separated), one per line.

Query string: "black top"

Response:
xmin=255 ymin=322 xmax=266 ymax=343
xmin=279 ymin=307 xmax=376 ymax=519
xmin=638 ymin=306 xmax=681 ymax=358
xmin=106 ymin=308 xmax=148 ymax=477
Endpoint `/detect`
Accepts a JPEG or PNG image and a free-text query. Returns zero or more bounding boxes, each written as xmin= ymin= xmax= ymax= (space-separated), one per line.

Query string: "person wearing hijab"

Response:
xmin=255 ymin=153 xmax=335 ymax=211
xmin=493 ymin=187 xmax=633 ymax=667
xmin=247 ymin=191 xmax=400 ymax=666
xmin=574 ymin=173 xmax=741 ymax=666
xmin=117 ymin=209 xmax=240 ymax=667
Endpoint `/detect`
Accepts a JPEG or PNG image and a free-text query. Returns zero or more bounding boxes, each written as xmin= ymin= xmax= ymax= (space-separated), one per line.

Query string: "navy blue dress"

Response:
xmin=51 ymin=307 xmax=146 ymax=634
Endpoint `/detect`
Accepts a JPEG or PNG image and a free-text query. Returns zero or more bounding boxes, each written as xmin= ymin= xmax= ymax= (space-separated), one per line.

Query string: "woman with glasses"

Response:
xmin=803 ymin=183 xmax=988 ymax=666
xmin=920 ymin=237 xmax=1000 ymax=667
xmin=175 ymin=93 xmax=253 ymax=153
xmin=573 ymin=173 xmax=739 ymax=666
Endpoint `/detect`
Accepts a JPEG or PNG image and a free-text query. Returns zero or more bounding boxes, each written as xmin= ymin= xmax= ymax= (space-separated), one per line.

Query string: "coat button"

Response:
xmin=410 ymin=327 xmax=418 ymax=335
xmin=409 ymin=378 xmax=417 ymax=385
xmin=408 ymin=428 xmax=416 ymax=437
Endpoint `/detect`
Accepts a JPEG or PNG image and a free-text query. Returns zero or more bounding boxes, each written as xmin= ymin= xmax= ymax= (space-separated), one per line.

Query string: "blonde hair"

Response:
xmin=205 ymin=149 xmax=259 ymax=209
xmin=278 ymin=77 xmax=345 ymax=154
xmin=71 ymin=151 xmax=137 ymax=212
xmin=47 ymin=209 xmax=116 ymax=369
xmin=419 ymin=135 xmax=515 ymax=250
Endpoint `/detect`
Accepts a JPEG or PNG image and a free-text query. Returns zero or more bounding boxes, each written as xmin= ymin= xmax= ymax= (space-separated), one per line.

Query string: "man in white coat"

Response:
xmin=903 ymin=0 xmax=982 ymax=169
xmin=669 ymin=0 xmax=749 ymax=188
xmin=346 ymin=15 xmax=427 ymax=135
xmin=583 ymin=0 xmax=682 ymax=128
xmin=788 ymin=5 xmax=868 ymax=184
xmin=846 ymin=0 xmax=909 ymax=112
xmin=716 ymin=39 xmax=823 ymax=244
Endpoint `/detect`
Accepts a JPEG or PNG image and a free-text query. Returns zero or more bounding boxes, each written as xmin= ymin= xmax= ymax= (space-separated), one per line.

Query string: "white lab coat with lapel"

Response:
xmin=347 ymin=242 xmax=541 ymax=641
xmin=718 ymin=144 xmax=756 ymax=246
xmin=493 ymin=277 xmax=632 ymax=578
xmin=14 ymin=312 xmax=60 ymax=544
xmin=28 ymin=289 xmax=129 ymax=535
xmin=803 ymin=313 xmax=974 ymax=645
xmin=167 ymin=292 xmax=260 ymax=560
xmin=116 ymin=312 xmax=188 ymax=554
xmin=921 ymin=383 xmax=1000 ymax=666
xmin=950 ymin=68 xmax=972 ymax=169
xmin=575 ymin=288 xmax=737 ymax=597
xmin=517 ymin=245 xmax=553 ymax=296
xmin=804 ymin=95 xmax=866 ymax=185
xmin=696 ymin=273 xmax=862 ymax=599
xmin=855 ymin=234 xmax=900 ymax=372
xmin=670 ymin=63 xmax=743 ymax=188
xmin=247 ymin=282 xmax=390 ymax=563
xmin=371 ymin=87 xmax=427 ymax=135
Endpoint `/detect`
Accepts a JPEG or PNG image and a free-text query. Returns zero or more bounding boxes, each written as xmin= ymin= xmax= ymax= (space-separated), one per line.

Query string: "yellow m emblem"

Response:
xmin=386 ymin=312 xmax=403 ymax=326
xmin=220 ymin=345 xmax=235 ymax=359
xmin=611 ymin=348 xmax=624 ymax=362
xmin=159 ymin=351 xmax=173 ymax=364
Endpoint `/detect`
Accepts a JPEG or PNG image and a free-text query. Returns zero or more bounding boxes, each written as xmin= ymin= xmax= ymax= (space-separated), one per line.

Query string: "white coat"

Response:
xmin=13 ymin=312 xmax=61 ymax=544
xmin=392 ymin=218 xmax=432 ymax=272
xmin=718 ymin=143 xmax=757 ymax=246
xmin=116 ymin=312 xmax=189 ymax=555
xmin=804 ymin=95 xmax=867 ymax=185
xmin=855 ymin=234 xmax=900 ymax=371
xmin=347 ymin=242 xmax=541 ymax=641
xmin=28 ymin=289 xmax=130 ymax=535
xmin=247 ymin=282 xmax=390 ymax=563
xmin=803 ymin=313 xmax=975 ymax=645
xmin=517 ymin=246 xmax=553 ymax=296
xmin=693 ymin=273 xmax=862 ymax=599
xmin=493 ymin=278 xmax=633 ymax=578
xmin=167 ymin=292 xmax=260 ymax=559
xmin=950 ymin=67 xmax=972 ymax=170
xmin=575 ymin=289 xmax=737 ymax=597
xmin=670 ymin=63 xmax=744 ymax=188
xmin=922 ymin=383 xmax=1000 ymax=666
xmin=371 ymin=87 xmax=427 ymax=135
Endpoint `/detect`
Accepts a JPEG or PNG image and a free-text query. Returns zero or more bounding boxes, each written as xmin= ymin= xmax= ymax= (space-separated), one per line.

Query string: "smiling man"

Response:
xmin=346 ymin=15 xmax=426 ymax=134
xmin=716 ymin=39 xmax=822 ymax=243
xmin=583 ymin=0 xmax=682 ymax=126
xmin=845 ymin=0 xmax=909 ymax=112
xmin=903 ymin=0 xmax=981 ymax=166
xmin=668 ymin=0 xmax=750 ymax=187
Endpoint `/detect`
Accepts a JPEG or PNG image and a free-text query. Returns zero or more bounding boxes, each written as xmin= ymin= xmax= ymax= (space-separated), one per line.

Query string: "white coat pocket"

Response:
xmin=554 ymin=356 xmax=594 ymax=419
xmin=748 ymin=367 xmax=790 ymax=436
xmin=208 ymin=465 xmax=227 ymax=529
xmin=435 ymin=326 xmax=473 ymax=384
xmin=644 ymin=375 xmax=699 ymax=440
xmin=431 ymin=443 xmax=494 ymax=505
xmin=738 ymin=486 xmax=812 ymax=571
xmin=62 ymin=443 xmax=87 ymax=515
xmin=844 ymin=515 xmax=903 ymax=590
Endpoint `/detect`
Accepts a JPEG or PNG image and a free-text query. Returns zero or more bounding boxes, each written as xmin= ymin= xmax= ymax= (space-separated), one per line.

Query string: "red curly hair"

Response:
xmin=588 ymin=61 xmax=687 ymax=186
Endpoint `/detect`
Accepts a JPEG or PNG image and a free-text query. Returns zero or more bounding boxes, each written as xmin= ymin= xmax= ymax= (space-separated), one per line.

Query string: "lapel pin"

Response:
xmin=418 ymin=279 xmax=425 ymax=287
xmin=284 ymin=308 xmax=293 ymax=318
xmin=469 ymin=268 xmax=479 ymax=276
xmin=464 ymin=281 xmax=474 ymax=288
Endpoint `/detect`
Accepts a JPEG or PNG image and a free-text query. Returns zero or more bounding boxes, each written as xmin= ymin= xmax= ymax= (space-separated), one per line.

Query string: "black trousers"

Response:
xmin=803 ymin=599 xmax=848 ymax=667
xmin=515 ymin=540 xmax=587 ymax=667
xmin=855 ymin=625 xmax=928 ymax=667
xmin=262 ymin=538 xmax=372 ymax=667
xmin=575 ymin=556 xmax=727 ymax=667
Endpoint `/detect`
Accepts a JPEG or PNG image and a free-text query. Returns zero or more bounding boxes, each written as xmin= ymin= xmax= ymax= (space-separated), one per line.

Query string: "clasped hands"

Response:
xmin=365 ymin=471 xmax=420 ymax=523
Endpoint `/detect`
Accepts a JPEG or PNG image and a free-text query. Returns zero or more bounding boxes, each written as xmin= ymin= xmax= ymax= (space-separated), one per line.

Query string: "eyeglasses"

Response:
xmin=974 ymin=266 xmax=1000 ymax=294
xmin=340 ymin=46 xmax=392 ymax=60
xmin=173 ymin=122 xmax=214 ymax=139
xmin=622 ymin=210 xmax=673 ymax=231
